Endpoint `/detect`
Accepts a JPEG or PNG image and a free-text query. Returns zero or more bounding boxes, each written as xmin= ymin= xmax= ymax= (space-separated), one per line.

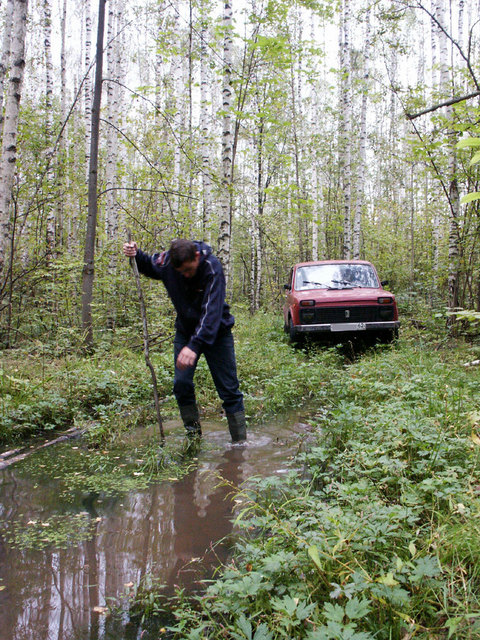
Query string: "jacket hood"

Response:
xmin=194 ymin=241 xmax=213 ymax=258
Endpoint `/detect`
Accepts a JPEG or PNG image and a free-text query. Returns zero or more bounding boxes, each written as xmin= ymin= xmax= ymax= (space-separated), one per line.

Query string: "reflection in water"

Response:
xmin=170 ymin=446 xmax=244 ymax=593
xmin=0 ymin=417 xmax=310 ymax=640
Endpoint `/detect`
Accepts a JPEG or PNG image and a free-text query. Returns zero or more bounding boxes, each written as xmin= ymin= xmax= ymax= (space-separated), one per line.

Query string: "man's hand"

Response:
xmin=176 ymin=346 xmax=197 ymax=370
xmin=123 ymin=241 xmax=138 ymax=257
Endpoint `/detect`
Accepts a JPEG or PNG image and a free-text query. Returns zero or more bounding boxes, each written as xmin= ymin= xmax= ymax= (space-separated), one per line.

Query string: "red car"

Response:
xmin=283 ymin=260 xmax=400 ymax=343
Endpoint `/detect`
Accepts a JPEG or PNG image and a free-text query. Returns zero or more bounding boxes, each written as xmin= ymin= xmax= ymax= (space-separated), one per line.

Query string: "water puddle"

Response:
xmin=0 ymin=414 xmax=315 ymax=640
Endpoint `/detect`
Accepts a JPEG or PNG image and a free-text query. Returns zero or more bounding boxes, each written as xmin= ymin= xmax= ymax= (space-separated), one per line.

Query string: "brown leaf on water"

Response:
xmin=93 ymin=606 xmax=109 ymax=615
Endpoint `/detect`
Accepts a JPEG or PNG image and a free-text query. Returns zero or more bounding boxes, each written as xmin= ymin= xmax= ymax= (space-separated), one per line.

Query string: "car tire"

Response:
xmin=377 ymin=329 xmax=398 ymax=344
xmin=288 ymin=316 xmax=302 ymax=345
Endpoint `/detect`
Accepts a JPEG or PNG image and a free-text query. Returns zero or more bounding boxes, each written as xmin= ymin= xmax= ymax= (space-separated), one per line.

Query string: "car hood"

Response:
xmin=295 ymin=287 xmax=395 ymax=303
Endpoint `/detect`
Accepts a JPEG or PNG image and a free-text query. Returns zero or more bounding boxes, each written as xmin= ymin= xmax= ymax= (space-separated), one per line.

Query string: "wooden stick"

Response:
xmin=128 ymin=231 xmax=165 ymax=442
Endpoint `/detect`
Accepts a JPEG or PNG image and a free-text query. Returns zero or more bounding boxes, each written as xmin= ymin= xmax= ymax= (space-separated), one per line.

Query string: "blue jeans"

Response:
xmin=173 ymin=329 xmax=244 ymax=415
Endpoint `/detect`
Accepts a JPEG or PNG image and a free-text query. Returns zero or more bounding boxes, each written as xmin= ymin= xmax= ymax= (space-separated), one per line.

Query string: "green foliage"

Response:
xmin=163 ymin=329 xmax=480 ymax=639
xmin=5 ymin=512 xmax=97 ymax=550
xmin=0 ymin=344 xmax=173 ymax=444
xmin=0 ymin=310 xmax=342 ymax=445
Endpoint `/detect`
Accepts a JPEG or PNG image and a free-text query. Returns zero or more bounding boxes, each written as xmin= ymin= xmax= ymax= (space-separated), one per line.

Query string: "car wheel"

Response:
xmin=288 ymin=316 xmax=302 ymax=344
xmin=377 ymin=329 xmax=397 ymax=344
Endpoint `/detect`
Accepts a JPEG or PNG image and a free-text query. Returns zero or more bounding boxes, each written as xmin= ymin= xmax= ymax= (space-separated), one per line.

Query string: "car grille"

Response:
xmin=300 ymin=306 xmax=395 ymax=324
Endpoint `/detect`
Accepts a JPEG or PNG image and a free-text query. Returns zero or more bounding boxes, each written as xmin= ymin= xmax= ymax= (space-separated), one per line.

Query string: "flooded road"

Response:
xmin=0 ymin=415 xmax=313 ymax=640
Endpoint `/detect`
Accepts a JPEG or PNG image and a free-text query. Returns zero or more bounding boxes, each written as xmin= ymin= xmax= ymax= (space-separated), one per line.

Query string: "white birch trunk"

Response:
xmin=84 ymin=0 xmax=92 ymax=182
xmin=340 ymin=0 xmax=352 ymax=259
xmin=171 ymin=0 xmax=182 ymax=219
xmin=57 ymin=0 xmax=67 ymax=249
xmin=200 ymin=3 xmax=213 ymax=240
xmin=431 ymin=0 xmax=441 ymax=274
xmin=0 ymin=0 xmax=28 ymax=278
xmin=105 ymin=0 xmax=117 ymax=247
xmin=44 ymin=0 xmax=55 ymax=262
xmin=115 ymin=0 xmax=126 ymax=238
xmin=312 ymin=171 xmax=319 ymax=261
xmin=154 ymin=2 xmax=166 ymax=131
xmin=430 ymin=0 xmax=438 ymax=95
xmin=249 ymin=216 xmax=257 ymax=314
xmin=352 ymin=9 xmax=370 ymax=259
xmin=218 ymin=0 xmax=233 ymax=287
xmin=455 ymin=0 xmax=465 ymax=88
xmin=0 ymin=0 xmax=14 ymax=140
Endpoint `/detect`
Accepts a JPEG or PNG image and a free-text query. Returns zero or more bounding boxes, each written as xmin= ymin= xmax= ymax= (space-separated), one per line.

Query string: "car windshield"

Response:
xmin=294 ymin=264 xmax=379 ymax=290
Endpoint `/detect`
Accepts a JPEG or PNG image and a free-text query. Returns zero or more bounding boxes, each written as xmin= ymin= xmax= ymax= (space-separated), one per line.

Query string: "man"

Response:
xmin=123 ymin=238 xmax=246 ymax=443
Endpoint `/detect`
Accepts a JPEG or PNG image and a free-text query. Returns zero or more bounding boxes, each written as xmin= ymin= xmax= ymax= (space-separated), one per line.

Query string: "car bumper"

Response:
xmin=295 ymin=321 xmax=401 ymax=333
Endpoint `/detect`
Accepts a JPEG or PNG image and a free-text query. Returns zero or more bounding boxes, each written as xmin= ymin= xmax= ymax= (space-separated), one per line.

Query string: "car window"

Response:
xmin=294 ymin=264 xmax=379 ymax=290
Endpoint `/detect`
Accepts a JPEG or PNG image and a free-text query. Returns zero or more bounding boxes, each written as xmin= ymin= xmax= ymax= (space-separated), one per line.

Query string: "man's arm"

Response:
xmin=123 ymin=242 xmax=167 ymax=280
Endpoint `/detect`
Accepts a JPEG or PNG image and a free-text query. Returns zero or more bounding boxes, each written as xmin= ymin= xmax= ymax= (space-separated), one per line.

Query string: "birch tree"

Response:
xmin=200 ymin=0 xmax=213 ymax=240
xmin=105 ymin=0 xmax=119 ymax=249
xmin=44 ymin=0 xmax=55 ymax=263
xmin=0 ymin=0 xmax=14 ymax=140
xmin=352 ymin=9 xmax=371 ymax=259
xmin=56 ymin=0 xmax=67 ymax=248
xmin=84 ymin=0 xmax=92 ymax=181
xmin=0 ymin=0 xmax=28 ymax=282
xmin=218 ymin=0 xmax=234 ymax=286
xmin=339 ymin=0 xmax=352 ymax=259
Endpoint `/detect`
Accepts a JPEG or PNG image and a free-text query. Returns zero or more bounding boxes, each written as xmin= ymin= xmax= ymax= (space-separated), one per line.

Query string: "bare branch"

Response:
xmin=407 ymin=0 xmax=479 ymax=89
xmin=406 ymin=91 xmax=480 ymax=120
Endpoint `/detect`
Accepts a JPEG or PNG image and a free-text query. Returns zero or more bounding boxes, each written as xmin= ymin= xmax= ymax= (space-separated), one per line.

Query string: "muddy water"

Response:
xmin=0 ymin=415 xmax=313 ymax=640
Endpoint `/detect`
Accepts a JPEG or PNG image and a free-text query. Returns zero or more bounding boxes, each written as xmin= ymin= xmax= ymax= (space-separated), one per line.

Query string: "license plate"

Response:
xmin=331 ymin=322 xmax=366 ymax=332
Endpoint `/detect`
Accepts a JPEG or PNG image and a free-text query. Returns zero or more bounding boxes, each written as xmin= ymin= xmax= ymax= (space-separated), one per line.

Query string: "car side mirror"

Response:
xmin=283 ymin=284 xmax=291 ymax=291
xmin=381 ymin=280 xmax=389 ymax=287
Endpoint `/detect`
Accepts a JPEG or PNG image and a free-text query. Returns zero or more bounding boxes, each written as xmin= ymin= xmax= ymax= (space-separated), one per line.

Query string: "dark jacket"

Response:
xmin=134 ymin=242 xmax=234 ymax=355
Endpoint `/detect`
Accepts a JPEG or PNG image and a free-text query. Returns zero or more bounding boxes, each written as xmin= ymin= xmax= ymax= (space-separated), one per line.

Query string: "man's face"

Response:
xmin=175 ymin=252 xmax=201 ymax=278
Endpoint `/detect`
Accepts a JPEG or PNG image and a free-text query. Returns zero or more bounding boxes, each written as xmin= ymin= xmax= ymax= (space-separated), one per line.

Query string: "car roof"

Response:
xmin=292 ymin=260 xmax=374 ymax=268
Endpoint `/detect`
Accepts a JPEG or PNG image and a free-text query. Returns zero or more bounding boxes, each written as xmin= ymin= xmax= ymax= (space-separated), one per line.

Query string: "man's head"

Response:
xmin=170 ymin=239 xmax=200 ymax=278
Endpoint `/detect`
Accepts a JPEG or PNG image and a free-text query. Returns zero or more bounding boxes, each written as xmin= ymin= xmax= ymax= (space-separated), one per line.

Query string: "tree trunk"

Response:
xmin=200 ymin=2 xmax=213 ymax=240
xmin=0 ymin=0 xmax=28 ymax=282
xmin=340 ymin=0 xmax=352 ymax=259
xmin=105 ymin=0 xmax=118 ymax=248
xmin=218 ymin=0 xmax=233 ymax=288
xmin=435 ymin=0 xmax=461 ymax=313
xmin=84 ymin=0 xmax=92 ymax=182
xmin=352 ymin=9 xmax=370 ymax=259
xmin=81 ymin=0 xmax=107 ymax=349
xmin=44 ymin=0 xmax=55 ymax=264
xmin=56 ymin=0 xmax=67 ymax=249
xmin=0 ymin=0 xmax=14 ymax=140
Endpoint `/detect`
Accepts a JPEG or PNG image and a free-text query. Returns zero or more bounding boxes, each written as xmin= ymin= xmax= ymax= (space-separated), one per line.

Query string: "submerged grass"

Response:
xmin=162 ymin=326 xmax=480 ymax=640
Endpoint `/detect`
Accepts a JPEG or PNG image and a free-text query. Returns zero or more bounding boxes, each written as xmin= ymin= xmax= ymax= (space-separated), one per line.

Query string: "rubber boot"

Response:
xmin=179 ymin=404 xmax=202 ymax=437
xmin=226 ymin=411 xmax=247 ymax=443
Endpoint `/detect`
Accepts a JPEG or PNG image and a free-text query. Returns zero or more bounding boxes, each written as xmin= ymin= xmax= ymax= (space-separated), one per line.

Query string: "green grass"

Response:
xmin=0 ymin=309 xmax=339 ymax=445
xmin=163 ymin=325 xmax=480 ymax=640
xmin=3 ymin=307 xmax=480 ymax=638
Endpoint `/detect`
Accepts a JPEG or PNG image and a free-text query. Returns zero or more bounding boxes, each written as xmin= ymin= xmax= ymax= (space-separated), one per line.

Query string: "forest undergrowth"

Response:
xmin=2 ymin=306 xmax=480 ymax=639
xmin=0 ymin=308 xmax=338 ymax=446
xmin=159 ymin=315 xmax=480 ymax=640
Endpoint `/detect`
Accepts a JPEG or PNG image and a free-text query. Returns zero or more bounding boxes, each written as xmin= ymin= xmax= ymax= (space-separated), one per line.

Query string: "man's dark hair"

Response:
xmin=170 ymin=239 xmax=197 ymax=268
